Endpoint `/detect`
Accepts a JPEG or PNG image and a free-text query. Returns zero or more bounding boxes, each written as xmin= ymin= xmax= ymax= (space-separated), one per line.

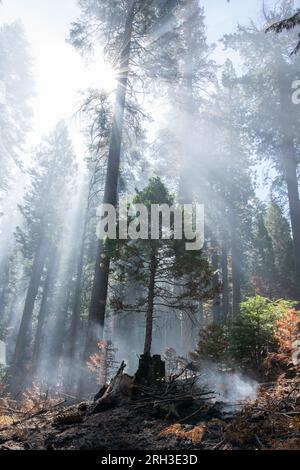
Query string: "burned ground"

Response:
xmin=0 ymin=371 xmax=299 ymax=451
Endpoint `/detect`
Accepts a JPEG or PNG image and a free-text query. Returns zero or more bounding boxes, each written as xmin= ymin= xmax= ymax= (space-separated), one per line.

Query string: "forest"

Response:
xmin=0 ymin=0 xmax=300 ymax=453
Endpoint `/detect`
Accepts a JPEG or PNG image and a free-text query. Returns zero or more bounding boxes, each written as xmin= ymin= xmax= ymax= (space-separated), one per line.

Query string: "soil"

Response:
xmin=0 ymin=373 xmax=299 ymax=451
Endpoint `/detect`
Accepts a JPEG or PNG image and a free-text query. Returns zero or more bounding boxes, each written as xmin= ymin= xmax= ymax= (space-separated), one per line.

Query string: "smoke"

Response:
xmin=102 ymin=319 xmax=258 ymax=409
xmin=198 ymin=361 xmax=258 ymax=407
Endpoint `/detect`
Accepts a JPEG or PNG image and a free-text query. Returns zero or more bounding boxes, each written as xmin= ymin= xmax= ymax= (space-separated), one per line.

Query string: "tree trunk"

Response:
xmin=211 ymin=236 xmax=221 ymax=322
xmin=93 ymin=361 xmax=134 ymax=412
xmin=0 ymin=258 xmax=9 ymax=327
xmin=277 ymin=68 xmax=300 ymax=300
xmin=67 ymin=208 xmax=89 ymax=362
xmin=221 ymin=240 xmax=229 ymax=319
xmin=230 ymin=209 xmax=241 ymax=316
xmin=144 ymin=251 xmax=157 ymax=356
xmin=280 ymin=141 xmax=300 ymax=299
xmin=10 ymin=236 xmax=48 ymax=385
xmin=134 ymin=354 xmax=165 ymax=385
xmin=31 ymin=248 xmax=58 ymax=378
xmin=48 ymin=284 xmax=73 ymax=384
xmin=84 ymin=1 xmax=136 ymax=358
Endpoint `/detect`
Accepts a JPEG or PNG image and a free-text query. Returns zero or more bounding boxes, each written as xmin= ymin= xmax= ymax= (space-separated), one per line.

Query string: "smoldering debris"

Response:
xmin=197 ymin=362 xmax=258 ymax=408
xmin=0 ymin=372 xmax=298 ymax=450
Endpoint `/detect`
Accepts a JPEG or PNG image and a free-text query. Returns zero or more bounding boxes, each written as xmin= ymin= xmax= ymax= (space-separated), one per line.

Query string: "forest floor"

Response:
xmin=0 ymin=370 xmax=299 ymax=451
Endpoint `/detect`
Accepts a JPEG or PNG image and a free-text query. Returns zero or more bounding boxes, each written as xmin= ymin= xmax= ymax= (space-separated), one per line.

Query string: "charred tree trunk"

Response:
xmin=230 ymin=209 xmax=241 ymax=317
xmin=221 ymin=240 xmax=229 ymax=320
xmin=144 ymin=250 xmax=157 ymax=356
xmin=84 ymin=1 xmax=136 ymax=359
xmin=211 ymin=236 xmax=221 ymax=322
xmin=93 ymin=361 xmax=134 ymax=412
xmin=135 ymin=354 xmax=165 ymax=385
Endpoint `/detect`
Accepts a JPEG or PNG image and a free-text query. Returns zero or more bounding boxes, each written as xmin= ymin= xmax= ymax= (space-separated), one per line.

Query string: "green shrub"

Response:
xmin=191 ymin=296 xmax=297 ymax=369
xmin=191 ymin=323 xmax=229 ymax=363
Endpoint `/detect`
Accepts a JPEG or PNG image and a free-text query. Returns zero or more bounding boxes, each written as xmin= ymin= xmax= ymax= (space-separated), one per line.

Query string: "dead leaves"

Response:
xmin=160 ymin=423 xmax=206 ymax=444
xmin=223 ymin=376 xmax=300 ymax=449
xmin=0 ymin=385 xmax=64 ymax=432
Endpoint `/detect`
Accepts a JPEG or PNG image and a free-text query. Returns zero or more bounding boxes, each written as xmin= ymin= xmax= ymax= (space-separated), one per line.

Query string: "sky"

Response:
xmin=0 ymin=0 xmax=116 ymax=158
xmin=0 ymin=0 xmax=299 ymax=158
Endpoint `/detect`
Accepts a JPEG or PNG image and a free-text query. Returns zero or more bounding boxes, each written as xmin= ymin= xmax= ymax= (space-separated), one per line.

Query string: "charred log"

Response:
xmin=134 ymin=354 xmax=166 ymax=385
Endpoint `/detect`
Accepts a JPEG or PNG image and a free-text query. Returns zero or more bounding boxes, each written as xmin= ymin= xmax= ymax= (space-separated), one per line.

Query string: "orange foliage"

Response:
xmin=0 ymin=385 xmax=62 ymax=429
xmin=87 ymin=340 xmax=118 ymax=385
xmin=160 ymin=423 xmax=206 ymax=444
xmin=224 ymin=376 xmax=300 ymax=449
xmin=275 ymin=309 xmax=300 ymax=357
xmin=264 ymin=308 xmax=300 ymax=374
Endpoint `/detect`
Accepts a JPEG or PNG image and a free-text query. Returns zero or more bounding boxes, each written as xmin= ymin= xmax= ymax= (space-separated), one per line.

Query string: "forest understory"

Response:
xmin=0 ymin=359 xmax=299 ymax=451
xmin=2 ymin=0 xmax=300 ymax=453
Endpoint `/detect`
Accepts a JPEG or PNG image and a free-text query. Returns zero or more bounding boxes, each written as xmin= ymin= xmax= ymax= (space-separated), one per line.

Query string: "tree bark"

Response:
xmin=221 ymin=240 xmax=229 ymax=319
xmin=31 ymin=248 xmax=58 ymax=378
xmin=85 ymin=1 xmax=136 ymax=357
xmin=211 ymin=236 xmax=221 ymax=322
xmin=9 ymin=236 xmax=48 ymax=388
xmin=67 ymin=207 xmax=89 ymax=362
xmin=144 ymin=250 xmax=157 ymax=356
xmin=230 ymin=208 xmax=241 ymax=316
xmin=0 ymin=257 xmax=9 ymax=327
xmin=282 ymin=143 xmax=300 ymax=299
xmin=48 ymin=283 xmax=73 ymax=382
xmin=277 ymin=66 xmax=300 ymax=300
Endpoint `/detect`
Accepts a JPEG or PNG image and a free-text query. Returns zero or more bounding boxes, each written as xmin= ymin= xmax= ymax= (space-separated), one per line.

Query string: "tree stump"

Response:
xmin=93 ymin=361 xmax=134 ymax=413
xmin=134 ymin=354 xmax=166 ymax=385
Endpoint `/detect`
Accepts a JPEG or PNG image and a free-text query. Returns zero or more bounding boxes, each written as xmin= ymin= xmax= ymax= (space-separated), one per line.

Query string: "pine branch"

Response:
xmin=266 ymin=10 xmax=300 ymax=55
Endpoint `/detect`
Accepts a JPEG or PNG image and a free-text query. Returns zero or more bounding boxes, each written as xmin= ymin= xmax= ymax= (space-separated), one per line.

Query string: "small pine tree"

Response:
xmin=108 ymin=177 xmax=214 ymax=357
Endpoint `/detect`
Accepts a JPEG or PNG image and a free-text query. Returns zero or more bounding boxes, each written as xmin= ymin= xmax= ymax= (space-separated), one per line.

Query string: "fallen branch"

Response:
xmin=178 ymin=407 xmax=205 ymax=423
xmin=0 ymin=400 xmax=66 ymax=433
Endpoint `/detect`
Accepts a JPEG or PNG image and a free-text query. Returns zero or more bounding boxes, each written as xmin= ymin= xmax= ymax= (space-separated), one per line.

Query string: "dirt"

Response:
xmin=0 ymin=398 xmax=221 ymax=450
xmin=0 ymin=374 xmax=299 ymax=451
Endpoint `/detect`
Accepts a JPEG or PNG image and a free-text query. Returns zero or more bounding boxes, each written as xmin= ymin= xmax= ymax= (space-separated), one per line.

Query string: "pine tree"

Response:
xmin=0 ymin=21 xmax=33 ymax=193
xmin=108 ymin=177 xmax=213 ymax=357
xmin=266 ymin=200 xmax=294 ymax=283
xmin=194 ymin=60 xmax=254 ymax=318
xmin=70 ymin=0 xmax=193 ymax=362
xmin=223 ymin=0 xmax=300 ymax=299
xmin=0 ymin=21 xmax=34 ymax=313
xmin=9 ymin=122 xmax=76 ymax=389
xmin=267 ymin=7 xmax=300 ymax=54
xmin=248 ymin=201 xmax=277 ymax=297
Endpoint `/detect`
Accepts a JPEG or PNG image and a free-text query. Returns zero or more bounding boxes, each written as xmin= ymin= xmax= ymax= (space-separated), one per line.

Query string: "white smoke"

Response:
xmin=198 ymin=362 xmax=258 ymax=407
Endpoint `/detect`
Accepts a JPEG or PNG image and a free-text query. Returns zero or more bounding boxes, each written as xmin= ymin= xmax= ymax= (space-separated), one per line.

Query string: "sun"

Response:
xmin=102 ymin=62 xmax=118 ymax=93
xmin=86 ymin=56 xmax=118 ymax=94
